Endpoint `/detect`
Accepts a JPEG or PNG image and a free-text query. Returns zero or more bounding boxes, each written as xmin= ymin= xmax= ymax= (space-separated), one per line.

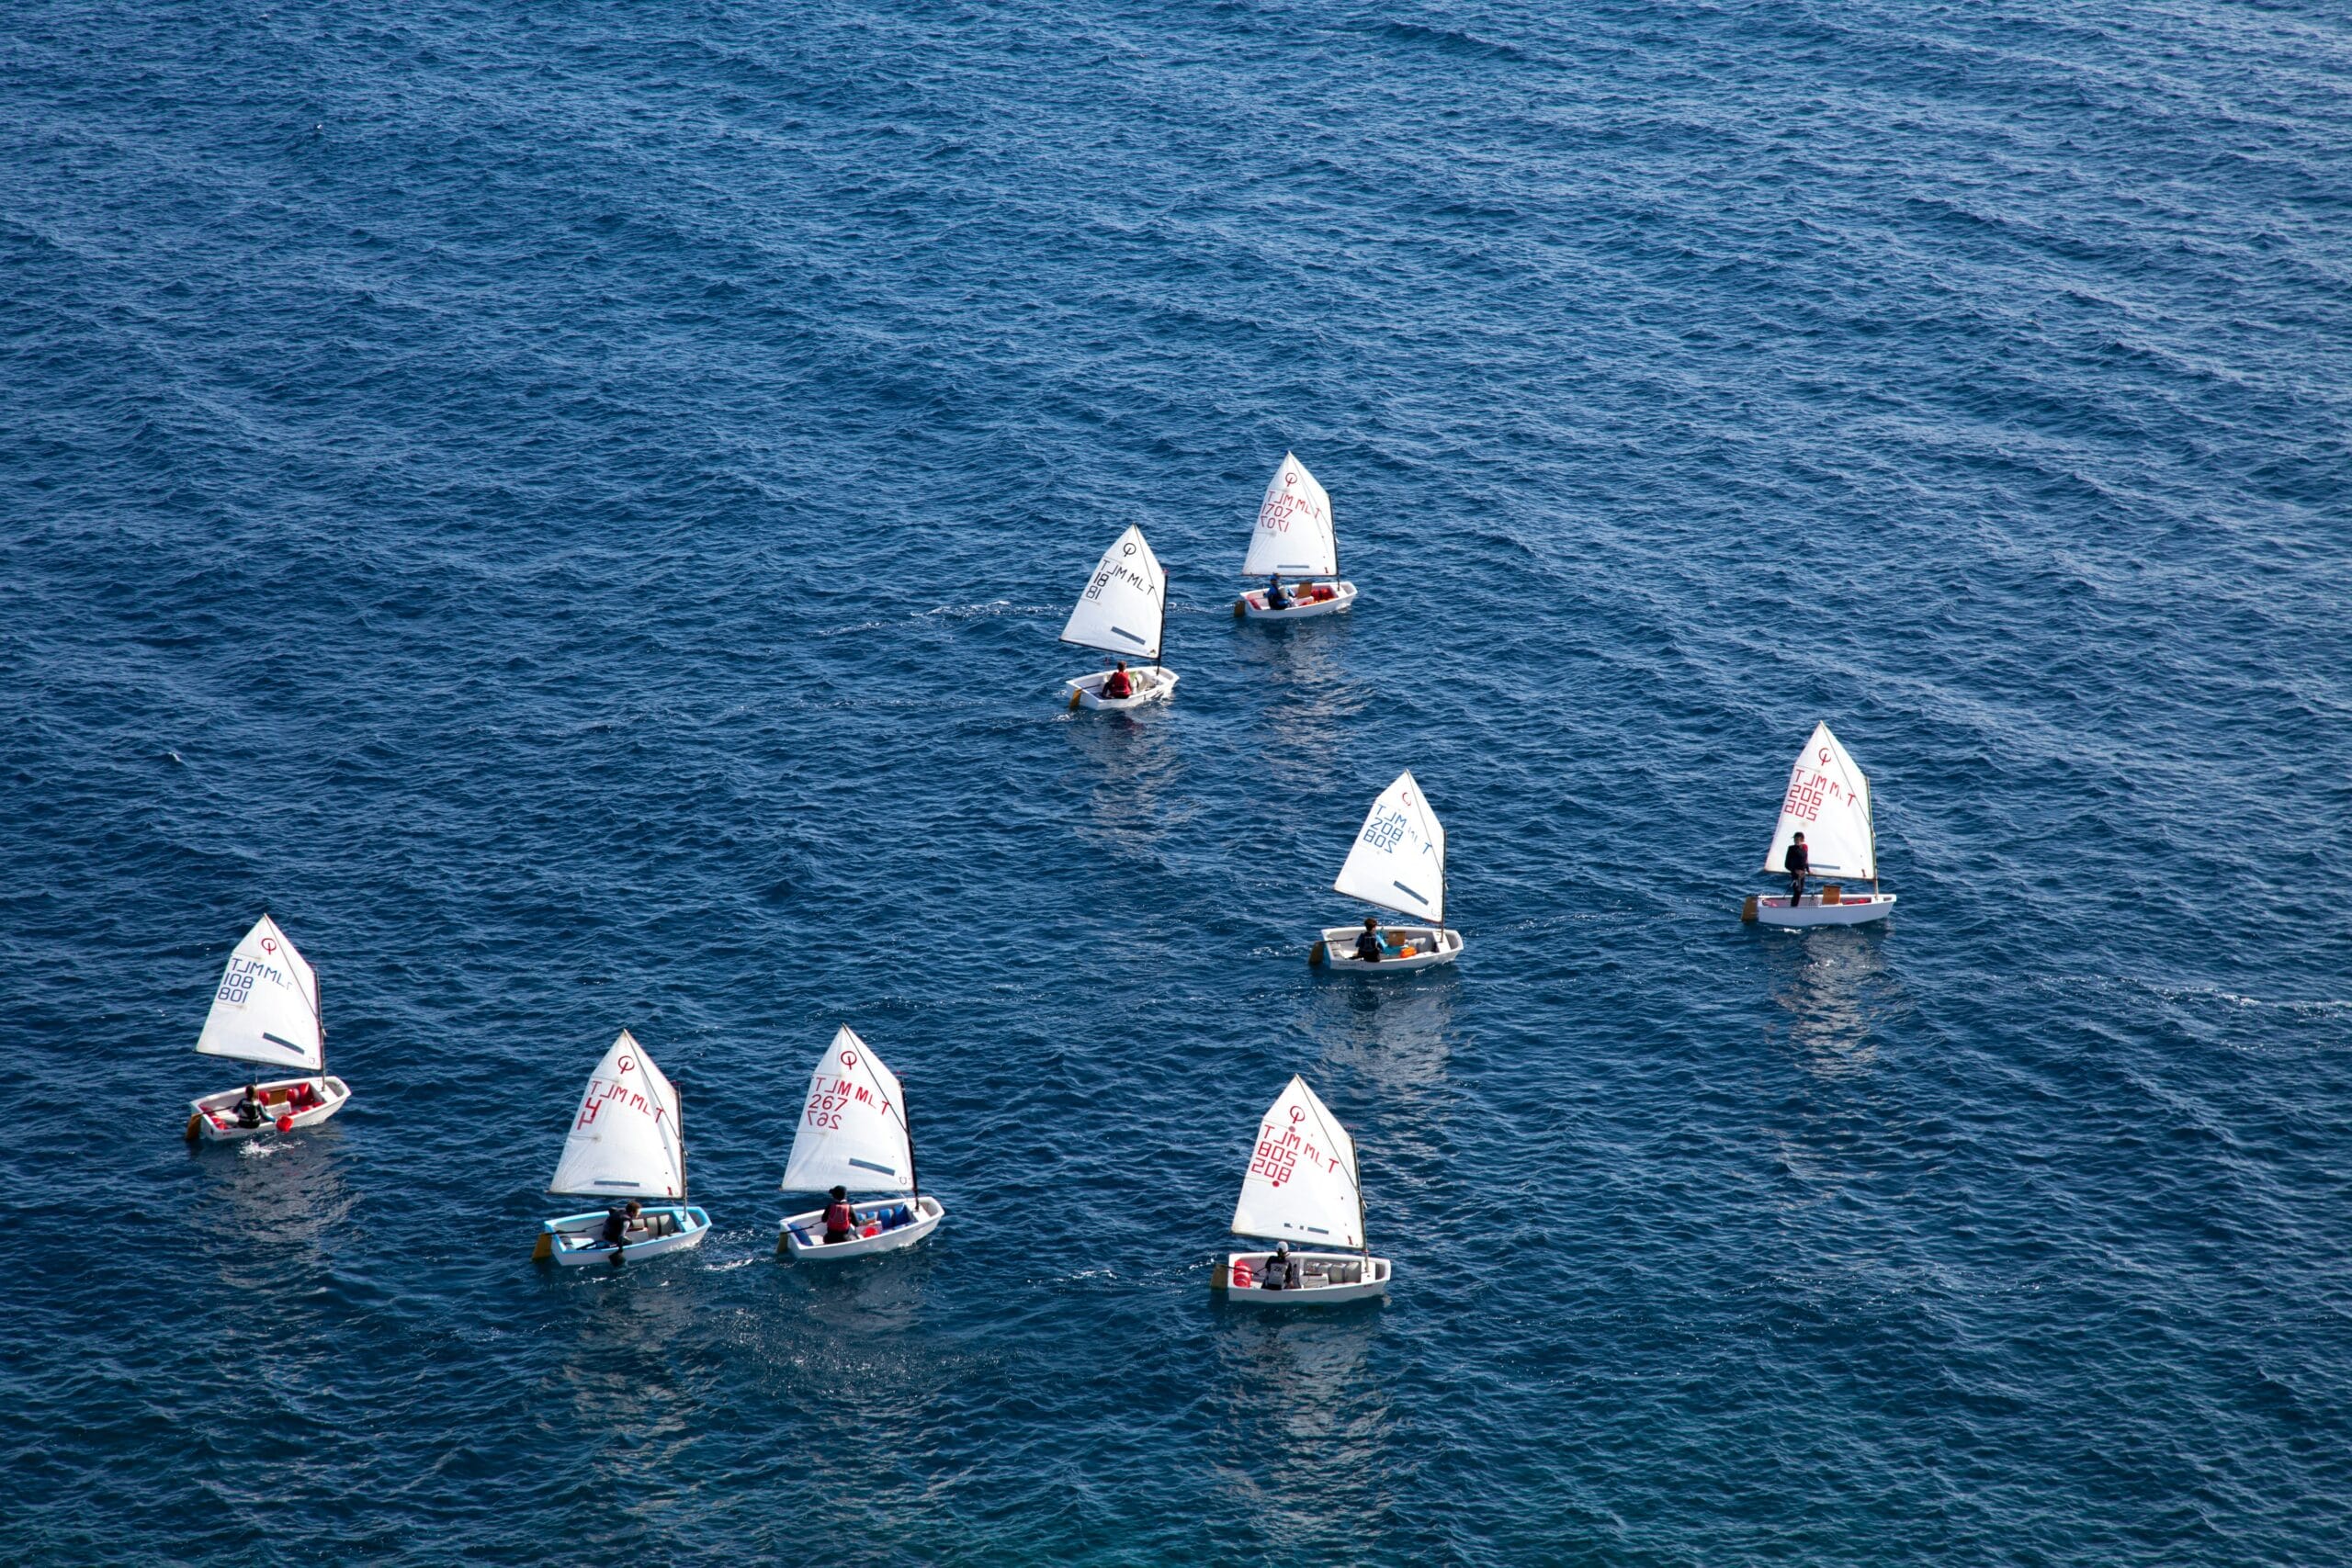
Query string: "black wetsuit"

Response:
xmin=601 ymin=1208 xmax=630 ymax=1248
xmin=1783 ymin=840 xmax=1811 ymax=907
xmin=1354 ymin=930 xmax=1383 ymax=962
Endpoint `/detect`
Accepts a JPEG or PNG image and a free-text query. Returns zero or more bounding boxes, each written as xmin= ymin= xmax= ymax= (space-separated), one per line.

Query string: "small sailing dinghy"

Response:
xmin=1309 ymin=770 xmax=1463 ymax=971
xmin=534 ymin=1031 xmax=710 ymax=1266
xmin=779 ymin=1026 xmax=945 ymax=1261
xmin=184 ymin=914 xmax=351 ymax=1143
xmin=1213 ymin=1075 xmax=1389 ymax=1305
xmin=1061 ymin=524 xmax=1177 ymax=710
xmin=1234 ymin=452 xmax=1357 ymax=621
xmin=1744 ymin=721 xmax=1897 ymax=928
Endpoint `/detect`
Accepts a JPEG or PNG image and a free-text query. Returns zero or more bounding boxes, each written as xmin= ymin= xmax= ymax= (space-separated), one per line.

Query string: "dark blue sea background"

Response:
xmin=7 ymin=0 xmax=2351 ymax=1562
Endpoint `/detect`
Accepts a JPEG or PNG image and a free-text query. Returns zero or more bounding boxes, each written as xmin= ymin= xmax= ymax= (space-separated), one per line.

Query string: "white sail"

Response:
xmin=1333 ymin=769 xmax=1446 ymax=924
xmin=1231 ymin=1075 xmax=1363 ymax=1250
xmin=548 ymin=1031 xmax=685 ymax=1201
xmin=1059 ymin=525 xmax=1166 ymax=661
xmin=194 ymin=914 xmax=323 ymax=1073
xmin=780 ymin=1025 xmax=914 ymax=1194
xmin=1241 ymin=452 xmax=1337 ymax=579
xmin=1761 ymin=721 xmax=1877 ymax=881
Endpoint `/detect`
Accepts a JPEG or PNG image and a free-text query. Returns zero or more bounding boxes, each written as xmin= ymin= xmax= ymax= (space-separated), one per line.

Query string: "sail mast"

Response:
xmin=1329 ymin=470 xmax=1340 ymax=581
xmin=1869 ymin=776 xmax=1882 ymax=891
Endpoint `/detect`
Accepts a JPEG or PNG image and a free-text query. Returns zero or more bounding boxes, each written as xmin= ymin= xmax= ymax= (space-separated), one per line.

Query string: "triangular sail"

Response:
xmin=1333 ymin=770 xmax=1446 ymax=924
xmin=780 ymin=1026 xmax=914 ymax=1194
xmin=1761 ymin=721 xmax=1877 ymax=882
xmin=1241 ymin=452 xmax=1337 ymax=579
xmin=548 ymin=1031 xmax=684 ymax=1201
xmin=1230 ymin=1075 xmax=1363 ymax=1250
xmin=194 ymin=914 xmax=323 ymax=1073
xmin=1060 ymin=525 xmax=1166 ymax=660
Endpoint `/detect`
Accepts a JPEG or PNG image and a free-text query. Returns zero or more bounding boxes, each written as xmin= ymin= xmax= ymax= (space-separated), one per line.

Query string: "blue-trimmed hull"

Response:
xmin=535 ymin=1204 xmax=710 ymax=1266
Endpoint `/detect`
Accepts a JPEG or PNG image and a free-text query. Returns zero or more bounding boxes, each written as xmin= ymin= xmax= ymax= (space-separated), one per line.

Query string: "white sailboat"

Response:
xmin=1310 ymin=770 xmax=1463 ymax=971
xmin=1744 ymin=721 xmax=1897 ymax=928
xmin=1061 ymin=524 xmax=1177 ymax=710
xmin=534 ymin=1031 xmax=711 ymax=1266
xmin=778 ymin=1026 xmax=945 ymax=1260
xmin=1234 ymin=452 xmax=1357 ymax=621
xmin=1213 ymin=1075 xmax=1389 ymax=1305
xmin=184 ymin=914 xmax=351 ymax=1143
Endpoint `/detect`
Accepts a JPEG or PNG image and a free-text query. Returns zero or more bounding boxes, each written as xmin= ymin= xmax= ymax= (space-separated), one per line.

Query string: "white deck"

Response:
xmin=186 ymin=1076 xmax=351 ymax=1143
xmin=1065 ymin=667 xmax=1178 ymax=711
xmin=1313 ymin=925 xmax=1463 ymax=972
xmin=1236 ymin=581 xmax=1357 ymax=621
xmin=1747 ymin=890 xmax=1897 ymax=927
xmin=1214 ymin=1250 xmax=1390 ymax=1305
xmin=780 ymin=1194 xmax=945 ymax=1260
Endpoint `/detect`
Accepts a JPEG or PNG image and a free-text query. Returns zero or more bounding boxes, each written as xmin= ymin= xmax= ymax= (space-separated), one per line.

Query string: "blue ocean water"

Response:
xmin=6 ymin=0 xmax=2352 ymax=1560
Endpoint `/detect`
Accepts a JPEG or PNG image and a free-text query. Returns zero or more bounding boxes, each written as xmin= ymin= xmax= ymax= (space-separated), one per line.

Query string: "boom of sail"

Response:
xmin=195 ymin=914 xmax=323 ymax=1073
xmin=781 ymin=1026 xmax=915 ymax=1194
xmin=548 ymin=1031 xmax=685 ymax=1201
xmin=1333 ymin=770 xmax=1446 ymax=925
xmin=1231 ymin=1075 xmax=1363 ymax=1251
xmin=1060 ymin=525 xmax=1167 ymax=661
xmin=1241 ymin=453 xmax=1337 ymax=579
xmin=1760 ymin=721 xmax=1876 ymax=882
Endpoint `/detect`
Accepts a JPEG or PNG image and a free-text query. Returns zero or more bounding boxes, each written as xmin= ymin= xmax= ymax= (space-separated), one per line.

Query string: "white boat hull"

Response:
xmin=1311 ymin=925 xmax=1463 ymax=972
xmin=780 ymin=1194 xmax=945 ymax=1260
xmin=1747 ymin=890 xmax=1897 ymax=928
xmin=1235 ymin=581 xmax=1357 ymax=621
xmin=1214 ymin=1250 xmax=1389 ymax=1305
xmin=186 ymin=1076 xmax=351 ymax=1143
xmin=535 ymin=1204 xmax=711 ymax=1266
xmin=1065 ymin=668 xmax=1178 ymax=711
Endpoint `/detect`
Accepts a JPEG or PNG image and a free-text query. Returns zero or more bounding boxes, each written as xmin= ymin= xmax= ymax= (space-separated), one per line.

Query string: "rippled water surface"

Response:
xmin=7 ymin=0 xmax=2352 ymax=1562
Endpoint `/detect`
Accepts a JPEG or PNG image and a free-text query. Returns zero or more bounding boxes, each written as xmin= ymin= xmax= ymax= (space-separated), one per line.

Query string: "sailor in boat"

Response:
xmin=233 ymin=1084 xmax=265 ymax=1130
xmin=600 ymin=1201 xmax=642 ymax=1259
xmin=1264 ymin=573 xmax=1291 ymax=611
xmin=1783 ymin=831 xmax=1810 ymax=909
xmin=1353 ymin=917 xmax=1385 ymax=964
xmin=822 ymin=1186 xmax=857 ymax=1245
xmin=1102 ymin=660 xmax=1136 ymax=701
xmin=1261 ymin=1241 xmax=1301 ymax=1292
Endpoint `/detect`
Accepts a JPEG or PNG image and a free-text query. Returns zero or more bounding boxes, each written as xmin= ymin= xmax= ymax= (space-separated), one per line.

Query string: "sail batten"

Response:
xmin=781 ymin=1026 xmax=915 ymax=1195
xmin=1061 ymin=526 xmax=1167 ymax=660
xmin=548 ymin=1031 xmax=684 ymax=1201
xmin=195 ymin=915 xmax=323 ymax=1073
xmin=1334 ymin=770 xmax=1446 ymax=924
xmin=1761 ymin=722 xmax=1877 ymax=882
xmin=1230 ymin=1076 xmax=1363 ymax=1250
xmin=1242 ymin=453 xmax=1337 ymax=579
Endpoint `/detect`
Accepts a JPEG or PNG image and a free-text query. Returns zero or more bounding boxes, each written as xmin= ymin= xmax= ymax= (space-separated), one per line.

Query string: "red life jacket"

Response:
xmin=1103 ymin=670 xmax=1134 ymax=698
xmin=824 ymin=1201 xmax=855 ymax=1234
